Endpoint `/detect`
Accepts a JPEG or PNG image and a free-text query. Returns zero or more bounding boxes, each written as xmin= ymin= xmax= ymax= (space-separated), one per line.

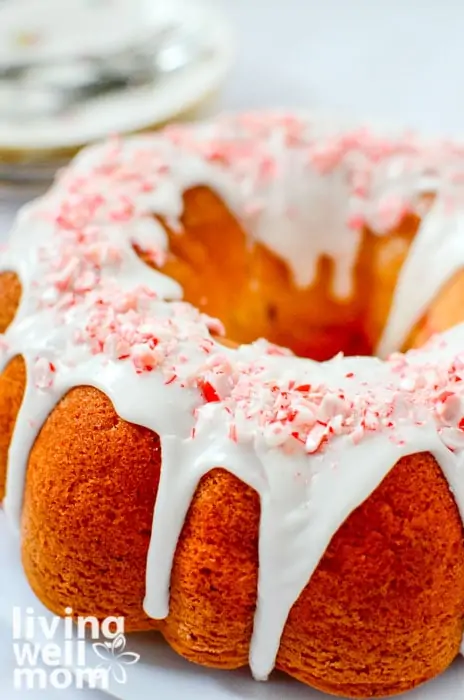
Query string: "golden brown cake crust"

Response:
xmin=22 ymin=386 xmax=161 ymax=630
xmin=0 ymin=271 xmax=26 ymax=500
xmin=0 ymin=271 xmax=21 ymax=334
xmin=0 ymin=356 xmax=25 ymax=501
xmin=16 ymin=384 xmax=464 ymax=697
xmin=277 ymin=452 xmax=464 ymax=697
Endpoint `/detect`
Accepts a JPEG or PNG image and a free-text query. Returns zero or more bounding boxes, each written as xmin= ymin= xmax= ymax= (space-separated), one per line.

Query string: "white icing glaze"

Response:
xmin=378 ymin=194 xmax=464 ymax=356
xmin=1 ymin=114 xmax=464 ymax=682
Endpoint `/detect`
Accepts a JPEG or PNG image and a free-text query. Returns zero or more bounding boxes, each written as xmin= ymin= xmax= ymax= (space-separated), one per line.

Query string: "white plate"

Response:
xmin=0 ymin=511 xmax=463 ymax=699
xmin=0 ymin=0 xmax=234 ymax=152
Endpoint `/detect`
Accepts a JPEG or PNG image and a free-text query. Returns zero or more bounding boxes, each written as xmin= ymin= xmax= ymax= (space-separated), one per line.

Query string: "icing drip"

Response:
xmin=378 ymin=195 xmax=464 ymax=356
xmin=1 ymin=114 xmax=464 ymax=680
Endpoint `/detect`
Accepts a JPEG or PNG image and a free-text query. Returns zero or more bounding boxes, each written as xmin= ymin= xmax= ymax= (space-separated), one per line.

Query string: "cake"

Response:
xmin=1 ymin=113 xmax=464 ymax=698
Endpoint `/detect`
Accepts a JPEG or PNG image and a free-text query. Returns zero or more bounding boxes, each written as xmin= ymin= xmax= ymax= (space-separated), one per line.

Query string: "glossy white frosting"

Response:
xmin=1 ymin=113 xmax=464 ymax=680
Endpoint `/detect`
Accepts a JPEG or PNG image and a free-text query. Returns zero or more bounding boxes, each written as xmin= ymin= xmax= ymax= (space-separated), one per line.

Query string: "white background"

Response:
xmin=223 ymin=0 xmax=464 ymax=135
xmin=2 ymin=0 xmax=464 ymax=697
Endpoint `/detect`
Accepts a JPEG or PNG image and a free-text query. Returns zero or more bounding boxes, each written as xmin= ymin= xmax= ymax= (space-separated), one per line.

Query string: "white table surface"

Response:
xmin=2 ymin=0 xmax=464 ymax=697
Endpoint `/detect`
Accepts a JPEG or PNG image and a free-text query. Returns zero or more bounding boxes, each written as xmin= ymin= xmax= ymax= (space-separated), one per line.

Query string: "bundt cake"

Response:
xmin=1 ymin=113 xmax=464 ymax=698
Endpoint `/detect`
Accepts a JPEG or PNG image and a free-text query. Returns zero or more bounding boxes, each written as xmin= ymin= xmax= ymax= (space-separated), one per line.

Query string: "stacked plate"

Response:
xmin=0 ymin=0 xmax=233 ymax=187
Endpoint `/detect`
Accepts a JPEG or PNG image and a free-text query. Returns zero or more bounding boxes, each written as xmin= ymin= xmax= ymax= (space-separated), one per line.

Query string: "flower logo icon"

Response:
xmin=92 ymin=634 xmax=140 ymax=684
